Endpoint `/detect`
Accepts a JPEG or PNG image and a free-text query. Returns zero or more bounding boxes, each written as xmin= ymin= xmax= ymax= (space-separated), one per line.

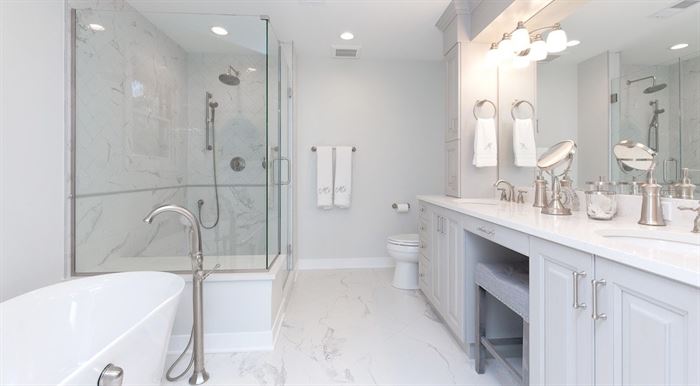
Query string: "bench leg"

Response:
xmin=475 ymin=284 xmax=485 ymax=374
xmin=523 ymin=320 xmax=529 ymax=385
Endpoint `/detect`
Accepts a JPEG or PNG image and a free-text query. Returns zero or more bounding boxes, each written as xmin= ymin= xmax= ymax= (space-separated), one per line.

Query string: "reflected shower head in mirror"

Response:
xmin=626 ymin=75 xmax=667 ymax=94
xmin=219 ymin=65 xmax=240 ymax=86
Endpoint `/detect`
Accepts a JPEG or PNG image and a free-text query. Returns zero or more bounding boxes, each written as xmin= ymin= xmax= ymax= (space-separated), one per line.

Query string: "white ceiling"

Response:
xmin=545 ymin=0 xmax=700 ymax=66
xmin=126 ymin=0 xmax=450 ymax=61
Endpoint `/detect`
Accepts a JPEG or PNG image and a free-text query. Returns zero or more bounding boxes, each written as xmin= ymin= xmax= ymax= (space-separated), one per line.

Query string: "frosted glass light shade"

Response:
xmin=529 ymin=36 xmax=548 ymax=61
xmin=546 ymin=27 xmax=567 ymax=53
xmin=498 ymin=34 xmax=514 ymax=58
xmin=511 ymin=23 xmax=530 ymax=52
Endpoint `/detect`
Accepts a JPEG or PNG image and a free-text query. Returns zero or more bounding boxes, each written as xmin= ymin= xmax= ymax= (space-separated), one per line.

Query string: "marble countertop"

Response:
xmin=417 ymin=195 xmax=700 ymax=288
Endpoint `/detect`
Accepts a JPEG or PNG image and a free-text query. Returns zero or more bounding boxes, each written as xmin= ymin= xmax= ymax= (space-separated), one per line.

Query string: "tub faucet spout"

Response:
xmin=143 ymin=204 xmax=209 ymax=385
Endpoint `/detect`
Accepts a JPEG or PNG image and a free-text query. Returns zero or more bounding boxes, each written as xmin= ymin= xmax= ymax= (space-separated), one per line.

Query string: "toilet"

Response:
xmin=387 ymin=233 xmax=420 ymax=289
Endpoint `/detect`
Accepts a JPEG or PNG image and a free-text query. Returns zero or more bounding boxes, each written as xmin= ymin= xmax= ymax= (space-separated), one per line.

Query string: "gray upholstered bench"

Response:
xmin=475 ymin=262 xmax=529 ymax=385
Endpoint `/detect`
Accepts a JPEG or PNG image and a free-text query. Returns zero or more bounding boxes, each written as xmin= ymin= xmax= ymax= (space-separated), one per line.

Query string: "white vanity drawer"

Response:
xmin=468 ymin=218 xmax=529 ymax=256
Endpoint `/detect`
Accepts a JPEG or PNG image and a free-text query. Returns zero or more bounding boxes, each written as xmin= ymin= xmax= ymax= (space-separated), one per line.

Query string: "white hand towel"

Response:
xmin=333 ymin=146 xmax=353 ymax=208
xmin=316 ymin=146 xmax=333 ymax=210
xmin=513 ymin=118 xmax=537 ymax=167
xmin=473 ymin=118 xmax=498 ymax=167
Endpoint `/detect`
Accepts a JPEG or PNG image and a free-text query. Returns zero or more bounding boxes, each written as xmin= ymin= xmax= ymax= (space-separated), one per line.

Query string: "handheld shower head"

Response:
xmin=219 ymin=65 xmax=240 ymax=86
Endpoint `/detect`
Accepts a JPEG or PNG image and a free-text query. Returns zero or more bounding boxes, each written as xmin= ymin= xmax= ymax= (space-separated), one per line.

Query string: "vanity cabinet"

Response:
xmin=418 ymin=202 xmax=467 ymax=345
xmin=530 ymin=238 xmax=594 ymax=386
xmin=530 ymin=237 xmax=700 ymax=386
xmin=594 ymin=258 xmax=700 ymax=385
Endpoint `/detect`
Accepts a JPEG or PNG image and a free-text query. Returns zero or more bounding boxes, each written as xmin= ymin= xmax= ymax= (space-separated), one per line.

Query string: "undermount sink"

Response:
xmin=596 ymin=228 xmax=700 ymax=254
xmin=453 ymin=198 xmax=500 ymax=205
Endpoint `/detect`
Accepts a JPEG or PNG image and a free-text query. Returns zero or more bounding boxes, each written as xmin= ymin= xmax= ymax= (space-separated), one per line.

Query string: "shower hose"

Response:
xmin=165 ymin=326 xmax=195 ymax=381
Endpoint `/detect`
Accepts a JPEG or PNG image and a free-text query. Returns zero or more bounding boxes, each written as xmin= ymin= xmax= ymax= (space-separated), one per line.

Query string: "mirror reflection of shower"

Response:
xmin=626 ymin=75 xmax=667 ymax=152
xmin=198 ymin=68 xmax=243 ymax=229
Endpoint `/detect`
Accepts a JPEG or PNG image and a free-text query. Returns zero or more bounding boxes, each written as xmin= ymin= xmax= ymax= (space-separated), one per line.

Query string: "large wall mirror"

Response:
xmin=536 ymin=0 xmax=700 ymax=195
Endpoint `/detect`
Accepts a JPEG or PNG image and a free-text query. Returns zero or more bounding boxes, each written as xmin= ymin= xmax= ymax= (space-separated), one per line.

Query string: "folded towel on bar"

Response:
xmin=334 ymin=146 xmax=353 ymax=208
xmin=316 ymin=146 xmax=333 ymax=209
xmin=513 ymin=118 xmax=537 ymax=167
xmin=473 ymin=118 xmax=498 ymax=167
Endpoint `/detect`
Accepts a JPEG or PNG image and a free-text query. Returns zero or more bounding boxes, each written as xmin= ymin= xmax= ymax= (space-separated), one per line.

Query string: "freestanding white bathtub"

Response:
xmin=0 ymin=271 xmax=185 ymax=385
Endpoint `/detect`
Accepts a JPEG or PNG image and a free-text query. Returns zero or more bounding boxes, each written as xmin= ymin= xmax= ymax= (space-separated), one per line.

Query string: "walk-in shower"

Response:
xmin=70 ymin=8 xmax=293 ymax=275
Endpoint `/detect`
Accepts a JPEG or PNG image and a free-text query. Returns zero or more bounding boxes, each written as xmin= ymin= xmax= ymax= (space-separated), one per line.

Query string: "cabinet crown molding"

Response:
xmin=436 ymin=0 xmax=481 ymax=31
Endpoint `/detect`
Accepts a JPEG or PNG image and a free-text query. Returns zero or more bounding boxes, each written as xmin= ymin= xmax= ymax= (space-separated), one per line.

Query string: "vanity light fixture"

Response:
xmin=485 ymin=22 xmax=569 ymax=67
xmin=511 ymin=22 xmax=531 ymax=52
xmin=340 ymin=31 xmax=354 ymax=40
xmin=210 ymin=26 xmax=229 ymax=36
xmin=88 ymin=23 xmax=105 ymax=31
xmin=670 ymin=43 xmax=689 ymax=50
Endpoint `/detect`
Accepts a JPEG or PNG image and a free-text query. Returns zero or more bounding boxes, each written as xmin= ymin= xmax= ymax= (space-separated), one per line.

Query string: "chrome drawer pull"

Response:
xmin=591 ymin=279 xmax=607 ymax=320
xmin=572 ymin=271 xmax=587 ymax=309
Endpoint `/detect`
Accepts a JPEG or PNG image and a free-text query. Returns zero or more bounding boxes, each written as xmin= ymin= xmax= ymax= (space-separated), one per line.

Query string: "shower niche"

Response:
xmin=70 ymin=8 xmax=293 ymax=275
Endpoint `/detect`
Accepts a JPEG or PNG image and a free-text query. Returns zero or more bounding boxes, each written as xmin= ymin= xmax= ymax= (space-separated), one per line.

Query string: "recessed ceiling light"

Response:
xmin=247 ymin=67 xmax=257 ymax=72
xmin=340 ymin=31 xmax=354 ymax=40
xmin=566 ymin=40 xmax=580 ymax=47
xmin=88 ymin=23 xmax=105 ymax=31
xmin=210 ymin=26 xmax=228 ymax=36
xmin=670 ymin=43 xmax=689 ymax=50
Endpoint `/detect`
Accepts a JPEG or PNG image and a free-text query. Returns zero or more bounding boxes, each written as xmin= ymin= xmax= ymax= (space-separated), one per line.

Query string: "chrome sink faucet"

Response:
xmin=494 ymin=179 xmax=516 ymax=202
xmin=144 ymin=204 xmax=213 ymax=385
xmin=678 ymin=201 xmax=700 ymax=233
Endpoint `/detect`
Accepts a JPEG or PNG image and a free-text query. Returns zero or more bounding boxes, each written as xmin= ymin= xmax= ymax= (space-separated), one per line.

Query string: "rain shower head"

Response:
xmin=219 ymin=65 xmax=240 ymax=86
xmin=626 ymin=75 xmax=667 ymax=94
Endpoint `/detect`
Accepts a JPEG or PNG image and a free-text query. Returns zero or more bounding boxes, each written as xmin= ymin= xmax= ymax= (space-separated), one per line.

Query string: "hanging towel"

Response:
xmin=334 ymin=146 xmax=353 ymax=208
xmin=316 ymin=146 xmax=334 ymax=210
xmin=513 ymin=118 xmax=537 ymax=167
xmin=473 ymin=118 xmax=498 ymax=167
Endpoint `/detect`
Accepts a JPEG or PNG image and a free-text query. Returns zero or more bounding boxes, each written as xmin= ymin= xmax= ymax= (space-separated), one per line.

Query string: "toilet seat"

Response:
xmin=387 ymin=234 xmax=420 ymax=247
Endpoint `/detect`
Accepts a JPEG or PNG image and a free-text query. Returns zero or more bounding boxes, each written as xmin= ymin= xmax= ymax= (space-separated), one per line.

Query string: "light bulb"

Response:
xmin=511 ymin=22 xmax=530 ymax=53
xmin=486 ymin=43 xmax=500 ymax=66
xmin=546 ymin=24 xmax=567 ymax=53
xmin=512 ymin=54 xmax=530 ymax=69
xmin=210 ymin=26 xmax=228 ymax=36
xmin=498 ymin=33 xmax=514 ymax=59
xmin=528 ymin=35 xmax=548 ymax=61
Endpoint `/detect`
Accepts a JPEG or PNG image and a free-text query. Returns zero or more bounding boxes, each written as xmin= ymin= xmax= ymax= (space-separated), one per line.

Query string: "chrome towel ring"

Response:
xmin=473 ymin=99 xmax=497 ymax=119
xmin=511 ymin=100 xmax=535 ymax=120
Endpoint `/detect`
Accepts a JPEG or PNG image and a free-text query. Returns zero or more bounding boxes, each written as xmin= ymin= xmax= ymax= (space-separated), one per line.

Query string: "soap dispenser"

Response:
xmin=533 ymin=172 xmax=548 ymax=208
xmin=673 ymin=168 xmax=695 ymax=199
xmin=639 ymin=165 xmax=666 ymax=226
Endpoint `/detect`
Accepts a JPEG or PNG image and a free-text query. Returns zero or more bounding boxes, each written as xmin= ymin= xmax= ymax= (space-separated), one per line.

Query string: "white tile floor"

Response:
xmin=163 ymin=269 xmax=510 ymax=386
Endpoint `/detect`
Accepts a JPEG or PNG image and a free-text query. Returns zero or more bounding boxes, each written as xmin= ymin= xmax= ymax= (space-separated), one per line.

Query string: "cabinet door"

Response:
xmin=530 ymin=238 xmax=594 ymax=386
xmin=445 ymin=43 xmax=460 ymax=142
xmin=431 ymin=213 xmax=446 ymax=311
xmin=445 ymin=140 xmax=460 ymax=197
xmin=444 ymin=215 xmax=465 ymax=342
xmin=594 ymin=258 xmax=700 ymax=386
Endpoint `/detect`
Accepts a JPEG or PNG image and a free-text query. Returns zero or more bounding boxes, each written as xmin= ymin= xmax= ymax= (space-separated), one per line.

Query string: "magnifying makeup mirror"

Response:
xmin=537 ymin=140 xmax=577 ymax=215
xmin=613 ymin=139 xmax=656 ymax=174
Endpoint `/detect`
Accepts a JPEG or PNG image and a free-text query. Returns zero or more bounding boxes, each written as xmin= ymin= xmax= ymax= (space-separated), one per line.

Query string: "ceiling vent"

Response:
xmin=651 ymin=0 xmax=699 ymax=18
xmin=332 ymin=45 xmax=361 ymax=59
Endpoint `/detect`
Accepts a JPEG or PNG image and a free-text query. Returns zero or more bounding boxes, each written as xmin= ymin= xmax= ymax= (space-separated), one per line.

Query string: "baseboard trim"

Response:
xmin=297 ymin=257 xmax=395 ymax=270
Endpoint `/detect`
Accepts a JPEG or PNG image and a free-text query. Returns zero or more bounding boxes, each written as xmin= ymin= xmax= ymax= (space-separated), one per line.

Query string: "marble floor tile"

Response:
xmin=163 ymin=269 xmax=511 ymax=386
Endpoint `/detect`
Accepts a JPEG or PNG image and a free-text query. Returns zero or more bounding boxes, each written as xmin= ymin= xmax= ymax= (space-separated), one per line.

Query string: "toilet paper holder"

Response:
xmin=392 ymin=203 xmax=410 ymax=209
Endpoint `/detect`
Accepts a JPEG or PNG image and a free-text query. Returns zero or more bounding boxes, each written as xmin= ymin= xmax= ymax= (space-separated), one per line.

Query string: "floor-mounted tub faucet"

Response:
xmin=144 ymin=204 xmax=215 ymax=385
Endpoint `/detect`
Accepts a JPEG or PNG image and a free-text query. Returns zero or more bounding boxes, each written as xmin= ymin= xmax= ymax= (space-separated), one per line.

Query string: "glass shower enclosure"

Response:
xmin=70 ymin=9 xmax=292 ymax=274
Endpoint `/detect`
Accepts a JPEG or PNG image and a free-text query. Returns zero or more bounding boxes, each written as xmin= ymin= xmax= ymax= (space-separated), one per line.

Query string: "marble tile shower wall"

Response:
xmin=678 ymin=56 xmax=700 ymax=175
xmin=74 ymin=8 xmax=269 ymax=272
xmin=74 ymin=8 xmax=190 ymax=272
xmin=185 ymin=53 xmax=268 ymax=257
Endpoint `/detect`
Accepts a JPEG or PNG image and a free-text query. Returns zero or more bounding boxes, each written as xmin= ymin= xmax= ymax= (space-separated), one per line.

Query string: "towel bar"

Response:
xmin=311 ymin=146 xmax=357 ymax=152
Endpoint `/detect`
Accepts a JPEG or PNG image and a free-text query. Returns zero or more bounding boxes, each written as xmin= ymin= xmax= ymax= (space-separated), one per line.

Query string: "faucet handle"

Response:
xmin=517 ymin=190 xmax=527 ymax=204
xmin=202 ymin=263 xmax=222 ymax=280
xmin=678 ymin=201 xmax=700 ymax=212
xmin=498 ymin=188 xmax=508 ymax=201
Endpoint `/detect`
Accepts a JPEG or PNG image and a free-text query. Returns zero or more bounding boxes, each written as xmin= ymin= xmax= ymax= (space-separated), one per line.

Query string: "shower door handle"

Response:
xmin=272 ymin=157 xmax=291 ymax=186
